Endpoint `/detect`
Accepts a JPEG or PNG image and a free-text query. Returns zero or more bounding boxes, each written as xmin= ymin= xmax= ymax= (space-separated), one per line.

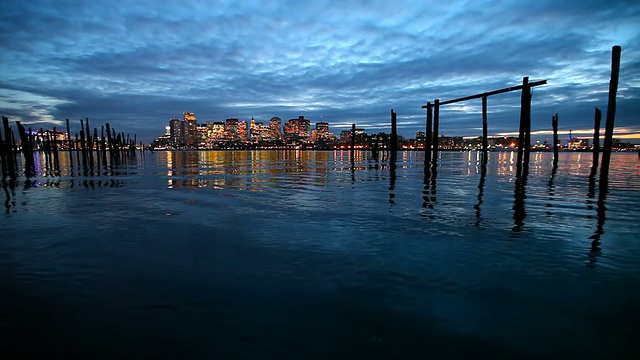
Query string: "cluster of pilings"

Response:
xmin=0 ymin=116 xmax=142 ymax=178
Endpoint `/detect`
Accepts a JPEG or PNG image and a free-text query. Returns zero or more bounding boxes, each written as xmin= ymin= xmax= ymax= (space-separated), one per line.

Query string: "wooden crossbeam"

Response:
xmin=421 ymin=80 xmax=547 ymax=108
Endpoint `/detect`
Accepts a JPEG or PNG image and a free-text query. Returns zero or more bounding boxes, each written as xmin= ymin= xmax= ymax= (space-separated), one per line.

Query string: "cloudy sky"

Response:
xmin=1 ymin=0 xmax=639 ymax=143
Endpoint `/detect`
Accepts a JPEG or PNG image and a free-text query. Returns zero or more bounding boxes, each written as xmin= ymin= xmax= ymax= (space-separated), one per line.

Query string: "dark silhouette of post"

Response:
xmin=79 ymin=119 xmax=87 ymax=169
xmin=0 ymin=125 xmax=5 ymax=177
xmin=599 ymin=45 xmax=621 ymax=186
xmin=390 ymin=109 xmax=397 ymax=164
xmin=2 ymin=116 xmax=15 ymax=173
xmin=101 ymin=126 xmax=107 ymax=166
xmin=481 ymin=95 xmax=488 ymax=164
xmin=16 ymin=121 xmax=35 ymax=177
xmin=74 ymin=133 xmax=80 ymax=165
xmin=105 ymin=122 xmax=114 ymax=164
xmin=516 ymin=77 xmax=529 ymax=176
xmin=350 ymin=123 xmax=355 ymax=168
xmin=552 ymin=113 xmax=559 ymax=170
xmin=52 ymin=127 xmax=60 ymax=173
xmin=85 ymin=118 xmax=94 ymax=170
xmin=66 ymin=118 xmax=74 ymax=171
xmin=424 ymin=102 xmax=433 ymax=181
xmin=590 ymin=108 xmax=602 ymax=178
xmin=432 ymin=99 xmax=440 ymax=168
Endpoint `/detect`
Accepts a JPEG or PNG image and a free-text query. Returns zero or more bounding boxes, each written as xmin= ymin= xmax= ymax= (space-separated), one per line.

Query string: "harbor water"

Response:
xmin=1 ymin=150 xmax=639 ymax=359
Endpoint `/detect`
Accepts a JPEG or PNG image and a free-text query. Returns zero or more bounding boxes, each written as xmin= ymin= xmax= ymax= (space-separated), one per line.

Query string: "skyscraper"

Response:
xmin=269 ymin=117 xmax=282 ymax=140
xmin=183 ymin=112 xmax=197 ymax=146
xmin=169 ymin=118 xmax=184 ymax=145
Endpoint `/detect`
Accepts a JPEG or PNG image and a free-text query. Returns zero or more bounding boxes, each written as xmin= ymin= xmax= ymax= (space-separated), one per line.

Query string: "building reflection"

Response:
xmin=162 ymin=150 xmax=338 ymax=191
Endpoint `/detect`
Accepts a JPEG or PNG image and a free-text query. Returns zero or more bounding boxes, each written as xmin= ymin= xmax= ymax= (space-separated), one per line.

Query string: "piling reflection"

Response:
xmin=474 ymin=152 xmax=488 ymax=227
xmin=2 ymin=177 xmax=16 ymax=213
xmin=512 ymin=153 xmax=529 ymax=233
xmin=588 ymin=178 xmax=608 ymax=268
xmin=546 ymin=156 xmax=558 ymax=216
xmin=388 ymin=156 xmax=396 ymax=207
xmin=421 ymin=156 xmax=438 ymax=213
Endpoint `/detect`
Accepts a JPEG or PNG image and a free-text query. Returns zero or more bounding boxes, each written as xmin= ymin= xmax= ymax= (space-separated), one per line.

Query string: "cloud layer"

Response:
xmin=1 ymin=0 xmax=639 ymax=143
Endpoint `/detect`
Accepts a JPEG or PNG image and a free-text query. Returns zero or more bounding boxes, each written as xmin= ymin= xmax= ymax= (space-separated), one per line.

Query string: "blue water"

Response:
xmin=1 ymin=150 xmax=639 ymax=359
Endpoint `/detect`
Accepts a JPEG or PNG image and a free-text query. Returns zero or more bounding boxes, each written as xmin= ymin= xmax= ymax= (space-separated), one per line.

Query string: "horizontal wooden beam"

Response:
xmin=421 ymin=79 xmax=547 ymax=108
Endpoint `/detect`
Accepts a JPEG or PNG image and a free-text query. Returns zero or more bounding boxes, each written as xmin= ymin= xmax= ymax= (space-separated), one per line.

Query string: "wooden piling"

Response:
xmin=599 ymin=45 xmax=621 ymax=185
xmin=516 ymin=77 xmax=529 ymax=176
xmin=94 ymin=128 xmax=100 ymax=170
xmin=481 ymin=95 xmax=488 ymax=165
xmin=590 ymin=108 xmax=602 ymax=178
xmin=523 ymin=78 xmax=532 ymax=168
xmin=105 ymin=123 xmax=114 ymax=164
xmin=350 ymin=123 xmax=356 ymax=167
xmin=52 ymin=127 xmax=60 ymax=173
xmin=75 ymin=133 xmax=80 ymax=165
xmin=0 ymin=127 xmax=6 ymax=177
xmin=390 ymin=109 xmax=397 ymax=164
xmin=101 ymin=126 xmax=107 ymax=166
xmin=85 ymin=118 xmax=94 ymax=170
xmin=65 ymin=118 xmax=74 ymax=171
xmin=2 ymin=116 xmax=15 ymax=174
xmin=552 ymin=113 xmax=559 ymax=170
xmin=432 ymin=99 xmax=440 ymax=167
xmin=16 ymin=121 xmax=35 ymax=177
xmin=80 ymin=119 xmax=87 ymax=169
xmin=425 ymin=102 xmax=432 ymax=167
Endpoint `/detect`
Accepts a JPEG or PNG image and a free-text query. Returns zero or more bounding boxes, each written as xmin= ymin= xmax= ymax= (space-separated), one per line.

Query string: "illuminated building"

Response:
xmin=269 ymin=117 xmax=282 ymax=140
xmin=205 ymin=121 xmax=225 ymax=139
xmin=183 ymin=112 xmax=197 ymax=146
xmin=284 ymin=116 xmax=311 ymax=141
xmin=238 ymin=119 xmax=248 ymax=140
xmin=225 ymin=118 xmax=239 ymax=139
xmin=169 ymin=118 xmax=184 ymax=145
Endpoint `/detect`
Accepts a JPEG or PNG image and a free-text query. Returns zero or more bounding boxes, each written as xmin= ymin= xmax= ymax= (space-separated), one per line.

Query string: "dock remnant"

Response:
xmin=599 ymin=45 xmax=621 ymax=186
xmin=552 ymin=113 xmax=559 ymax=170
xmin=390 ymin=109 xmax=397 ymax=165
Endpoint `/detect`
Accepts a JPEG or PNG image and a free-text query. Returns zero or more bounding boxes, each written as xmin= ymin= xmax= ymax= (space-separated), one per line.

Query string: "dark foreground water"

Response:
xmin=1 ymin=150 xmax=639 ymax=359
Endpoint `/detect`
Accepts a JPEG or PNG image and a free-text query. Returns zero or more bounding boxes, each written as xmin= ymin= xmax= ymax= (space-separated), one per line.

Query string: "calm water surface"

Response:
xmin=1 ymin=150 xmax=639 ymax=359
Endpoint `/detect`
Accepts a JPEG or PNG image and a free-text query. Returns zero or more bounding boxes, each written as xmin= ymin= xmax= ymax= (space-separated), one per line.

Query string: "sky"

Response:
xmin=1 ymin=0 xmax=639 ymax=144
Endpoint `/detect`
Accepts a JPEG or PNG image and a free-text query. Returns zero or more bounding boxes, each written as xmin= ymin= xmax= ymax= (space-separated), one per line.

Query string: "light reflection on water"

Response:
xmin=1 ymin=150 xmax=640 ymax=358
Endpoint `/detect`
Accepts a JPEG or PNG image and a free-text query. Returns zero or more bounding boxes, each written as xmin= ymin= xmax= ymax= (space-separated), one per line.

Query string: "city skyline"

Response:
xmin=1 ymin=1 xmax=639 ymax=144
xmin=148 ymin=110 xmax=636 ymax=151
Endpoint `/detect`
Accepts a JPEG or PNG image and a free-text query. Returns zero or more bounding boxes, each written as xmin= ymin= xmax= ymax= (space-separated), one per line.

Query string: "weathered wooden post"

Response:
xmin=79 ymin=119 xmax=87 ymax=169
xmin=40 ymin=127 xmax=50 ymax=172
xmin=390 ymin=109 xmax=397 ymax=165
xmin=0 ymin=126 xmax=5 ymax=177
xmin=481 ymin=95 xmax=488 ymax=164
xmin=523 ymin=78 xmax=532 ymax=168
xmin=599 ymin=45 xmax=621 ymax=185
xmin=101 ymin=126 xmax=107 ymax=166
xmin=94 ymin=128 xmax=100 ymax=170
xmin=66 ymin=118 xmax=73 ymax=171
xmin=74 ymin=133 xmax=81 ymax=165
xmin=516 ymin=77 xmax=529 ymax=176
xmin=350 ymin=123 xmax=356 ymax=167
xmin=425 ymin=102 xmax=432 ymax=168
xmin=16 ymin=121 xmax=35 ymax=177
xmin=590 ymin=108 xmax=602 ymax=178
xmin=85 ymin=118 xmax=94 ymax=170
xmin=432 ymin=99 xmax=440 ymax=168
xmin=105 ymin=122 xmax=114 ymax=164
xmin=2 ymin=116 xmax=15 ymax=174
xmin=52 ymin=127 xmax=60 ymax=173
xmin=552 ymin=113 xmax=559 ymax=170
